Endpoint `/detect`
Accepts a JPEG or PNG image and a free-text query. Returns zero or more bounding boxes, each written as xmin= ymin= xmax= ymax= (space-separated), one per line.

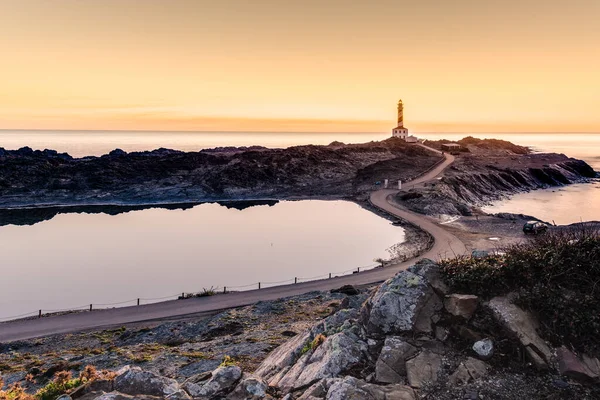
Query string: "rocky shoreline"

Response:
xmin=0 ymin=137 xmax=595 ymax=213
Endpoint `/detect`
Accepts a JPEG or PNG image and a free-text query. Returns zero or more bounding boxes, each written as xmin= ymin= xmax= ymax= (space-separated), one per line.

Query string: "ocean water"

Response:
xmin=0 ymin=200 xmax=405 ymax=319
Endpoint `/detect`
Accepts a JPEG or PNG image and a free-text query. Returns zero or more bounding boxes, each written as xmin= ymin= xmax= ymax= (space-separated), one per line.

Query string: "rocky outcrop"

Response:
xmin=0 ymin=139 xmax=442 ymax=209
xmin=374 ymin=337 xmax=418 ymax=384
xmin=361 ymin=260 xmax=446 ymax=336
xmin=181 ymin=365 xmax=242 ymax=398
xmin=113 ymin=367 xmax=189 ymax=399
xmin=487 ymin=296 xmax=553 ymax=369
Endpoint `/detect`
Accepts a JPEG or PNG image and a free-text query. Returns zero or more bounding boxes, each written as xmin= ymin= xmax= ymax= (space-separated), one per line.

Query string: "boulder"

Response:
xmin=556 ymin=346 xmax=600 ymax=383
xmin=449 ymin=357 xmax=489 ymax=385
xmin=362 ymin=260 xmax=443 ymax=335
xmin=331 ymin=285 xmax=359 ymax=296
xmin=375 ymin=337 xmax=418 ymax=384
xmin=228 ymin=375 xmax=272 ymax=399
xmin=297 ymin=378 xmax=341 ymax=400
xmin=182 ymin=365 xmax=242 ymax=398
xmin=256 ymin=308 xmax=361 ymax=387
xmin=487 ymin=296 xmax=552 ymax=369
xmin=405 ymin=350 xmax=442 ymax=388
xmin=444 ymin=294 xmax=478 ymax=319
xmin=273 ymin=331 xmax=368 ymax=393
xmin=326 ymin=376 xmax=416 ymax=400
xmin=113 ymin=367 xmax=189 ymax=398
xmin=472 ymin=338 xmax=494 ymax=360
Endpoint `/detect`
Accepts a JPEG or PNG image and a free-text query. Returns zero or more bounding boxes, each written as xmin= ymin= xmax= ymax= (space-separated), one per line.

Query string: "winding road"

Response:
xmin=0 ymin=146 xmax=466 ymax=342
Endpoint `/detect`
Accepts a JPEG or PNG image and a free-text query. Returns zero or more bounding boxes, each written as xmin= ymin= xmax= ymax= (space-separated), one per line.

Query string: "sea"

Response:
xmin=0 ymin=130 xmax=597 ymax=318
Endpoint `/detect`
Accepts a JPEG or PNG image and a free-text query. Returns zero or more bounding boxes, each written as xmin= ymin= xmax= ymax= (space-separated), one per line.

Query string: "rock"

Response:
xmin=56 ymin=396 xmax=73 ymax=400
xmin=256 ymin=308 xmax=360 ymax=387
xmin=375 ymin=337 xmax=418 ymax=384
xmin=405 ymin=350 xmax=442 ymax=388
xmin=331 ymin=285 xmax=359 ymax=296
xmin=228 ymin=375 xmax=272 ymax=399
xmin=487 ymin=296 xmax=552 ymax=369
xmin=444 ymin=294 xmax=478 ymax=319
xmin=182 ymin=365 xmax=242 ymax=398
xmin=326 ymin=376 xmax=416 ymax=400
xmin=113 ymin=367 xmax=188 ymax=398
xmin=273 ymin=331 xmax=368 ymax=393
xmin=435 ymin=326 xmax=449 ymax=342
xmin=297 ymin=378 xmax=341 ymax=400
xmin=362 ymin=260 xmax=443 ymax=335
xmin=556 ymin=346 xmax=600 ymax=382
xmin=472 ymin=338 xmax=494 ymax=360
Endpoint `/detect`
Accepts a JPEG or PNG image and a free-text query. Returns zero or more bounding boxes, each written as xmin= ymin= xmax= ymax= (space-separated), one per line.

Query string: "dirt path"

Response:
xmin=0 ymin=146 xmax=466 ymax=342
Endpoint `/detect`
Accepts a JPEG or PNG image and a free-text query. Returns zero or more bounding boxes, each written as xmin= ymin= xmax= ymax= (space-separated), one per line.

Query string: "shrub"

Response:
xmin=440 ymin=225 xmax=600 ymax=356
xmin=35 ymin=371 xmax=83 ymax=400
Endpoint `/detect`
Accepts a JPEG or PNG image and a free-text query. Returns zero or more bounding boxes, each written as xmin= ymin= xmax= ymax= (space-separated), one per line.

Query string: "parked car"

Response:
xmin=523 ymin=221 xmax=548 ymax=235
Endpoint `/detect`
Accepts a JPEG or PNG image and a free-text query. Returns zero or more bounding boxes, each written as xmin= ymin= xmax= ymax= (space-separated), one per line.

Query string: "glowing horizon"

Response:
xmin=1 ymin=0 xmax=599 ymax=133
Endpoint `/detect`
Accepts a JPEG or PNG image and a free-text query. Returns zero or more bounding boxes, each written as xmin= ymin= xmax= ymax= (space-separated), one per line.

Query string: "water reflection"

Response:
xmin=0 ymin=200 xmax=279 ymax=227
xmin=0 ymin=200 xmax=404 ymax=318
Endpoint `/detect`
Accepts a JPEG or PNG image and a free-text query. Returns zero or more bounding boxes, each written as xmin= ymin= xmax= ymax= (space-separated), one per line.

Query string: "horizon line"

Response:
xmin=1 ymin=129 xmax=599 ymax=135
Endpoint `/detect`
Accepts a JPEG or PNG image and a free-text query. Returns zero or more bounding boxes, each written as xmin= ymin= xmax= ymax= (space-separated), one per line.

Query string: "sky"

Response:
xmin=1 ymin=0 xmax=599 ymax=133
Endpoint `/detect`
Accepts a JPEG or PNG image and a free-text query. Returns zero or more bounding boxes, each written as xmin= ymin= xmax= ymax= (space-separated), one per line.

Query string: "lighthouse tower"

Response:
xmin=391 ymin=99 xmax=409 ymax=140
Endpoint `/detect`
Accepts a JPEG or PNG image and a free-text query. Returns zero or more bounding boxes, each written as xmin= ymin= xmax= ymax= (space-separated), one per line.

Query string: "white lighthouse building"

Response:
xmin=391 ymin=100 xmax=408 ymax=139
xmin=391 ymin=100 xmax=416 ymax=142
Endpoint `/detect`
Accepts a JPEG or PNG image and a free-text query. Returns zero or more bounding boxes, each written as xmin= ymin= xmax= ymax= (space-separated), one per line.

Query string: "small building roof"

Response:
xmin=442 ymin=143 xmax=462 ymax=147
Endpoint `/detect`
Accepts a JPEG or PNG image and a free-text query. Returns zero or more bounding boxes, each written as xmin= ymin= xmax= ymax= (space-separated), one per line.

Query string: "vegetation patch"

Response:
xmin=440 ymin=225 xmax=600 ymax=356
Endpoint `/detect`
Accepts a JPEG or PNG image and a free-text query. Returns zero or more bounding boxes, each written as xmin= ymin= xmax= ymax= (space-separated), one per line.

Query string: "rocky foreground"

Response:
xmin=397 ymin=137 xmax=597 ymax=217
xmin=3 ymin=260 xmax=599 ymax=399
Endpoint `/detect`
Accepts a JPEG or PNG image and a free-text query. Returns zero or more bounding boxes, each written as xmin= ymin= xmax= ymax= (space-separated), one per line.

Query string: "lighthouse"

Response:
xmin=391 ymin=99 xmax=409 ymax=140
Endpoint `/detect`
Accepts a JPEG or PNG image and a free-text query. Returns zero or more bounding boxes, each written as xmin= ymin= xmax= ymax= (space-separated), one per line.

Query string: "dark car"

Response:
xmin=523 ymin=220 xmax=548 ymax=235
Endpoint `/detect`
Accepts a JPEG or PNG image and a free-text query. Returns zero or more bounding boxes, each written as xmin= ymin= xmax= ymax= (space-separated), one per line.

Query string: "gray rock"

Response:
xmin=56 ymin=396 xmax=73 ymax=400
xmin=297 ymin=378 xmax=341 ymax=400
xmin=487 ymin=296 xmax=552 ymax=369
xmin=182 ymin=365 xmax=242 ymax=398
xmin=472 ymin=338 xmax=494 ymax=360
xmin=113 ymin=367 xmax=188 ymax=398
xmin=256 ymin=308 xmax=361 ymax=388
xmin=375 ymin=337 xmax=418 ymax=384
xmin=228 ymin=375 xmax=272 ymax=399
xmin=405 ymin=350 xmax=442 ymax=388
xmin=274 ymin=331 xmax=368 ymax=393
xmin=557 ymin=346 xmax=600 ymax=382
xmin=362 ymin=260 xmax=443 ymax=335
xmin=326 ymin=376 xmax=416 ymax=400
xmin=444 ymin=294 xmax=478 ymax=319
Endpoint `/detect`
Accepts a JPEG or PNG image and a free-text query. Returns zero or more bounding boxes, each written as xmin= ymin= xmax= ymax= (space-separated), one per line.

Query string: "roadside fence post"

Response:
xmin=89 ymin=304 xmax=92 ymax=312
xmin=223 ymin=286 xmax=227 ymax=294
xmin=329 ymin=273 xmax=332 ymax=279
xmin=294 ymin=277 xmax=297 ymax=284
xmin=137 ymin=298 xmax=140 ymax=306
xmin=38 ymin=310 xmax=42 ymax=318
xmin=258 ymin=282 xmax=261 ymax=290
xmin=357 ymin=267 xmax=360 ymax=273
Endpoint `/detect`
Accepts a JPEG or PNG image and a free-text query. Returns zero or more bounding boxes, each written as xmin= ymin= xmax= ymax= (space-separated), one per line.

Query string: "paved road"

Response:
xmin=0 ymin=147 xmax=466 ymax=342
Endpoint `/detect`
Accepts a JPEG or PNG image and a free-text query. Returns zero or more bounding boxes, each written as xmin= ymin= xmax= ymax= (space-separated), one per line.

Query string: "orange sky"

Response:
xmin=1 ymin=0 xmax=599 ymax=132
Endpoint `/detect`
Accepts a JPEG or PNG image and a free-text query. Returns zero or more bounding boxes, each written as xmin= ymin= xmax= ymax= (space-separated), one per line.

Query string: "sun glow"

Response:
xmin=1 ymin=0 xmax=599 ymax=132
